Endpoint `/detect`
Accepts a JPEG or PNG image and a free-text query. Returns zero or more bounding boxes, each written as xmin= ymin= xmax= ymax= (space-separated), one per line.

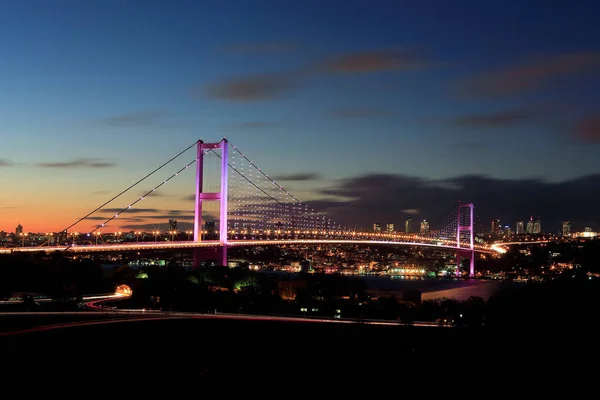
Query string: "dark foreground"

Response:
xmin=1 ymin=314 xmax=597 ymax=386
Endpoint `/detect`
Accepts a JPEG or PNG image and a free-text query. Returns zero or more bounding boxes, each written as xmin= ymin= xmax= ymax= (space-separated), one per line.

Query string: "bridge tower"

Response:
xmin=193 ymin=139 xmax=228 ymax=267
xmin=456 ymin=202 xmax=475 ymax=278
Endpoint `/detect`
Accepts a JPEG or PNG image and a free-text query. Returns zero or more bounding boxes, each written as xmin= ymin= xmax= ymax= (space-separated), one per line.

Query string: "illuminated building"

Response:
xmin=420 ymin=220 xmax=429 ymax=234
xmin=491 ymin=219 xmax=501 ymax=235
xmin=562 ymin=221 xmax=571 ymax=237
xmin=169 ymin=219 xmax=177 ymax=232
xmin=516 ymin=221 xmax=524 ymax=235
xmin=405 ymin=217 xmax=412 ymax=233
xmin=15 ymin=224 xmax=23 ymax=235
xmin=373 ymin=223 xmax=381 ymax=232
xmin=526 ymin=217 xmax=534 ymax=234
xmin=386 ymin=223 xmax=394 ymax=233
xmin=533 ymin=217 xmax=541 ymax=234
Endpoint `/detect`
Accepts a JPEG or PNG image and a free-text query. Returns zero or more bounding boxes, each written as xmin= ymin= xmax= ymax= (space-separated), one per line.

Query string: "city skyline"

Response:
xmin=2 ymin=0 xmax=600 ymax=232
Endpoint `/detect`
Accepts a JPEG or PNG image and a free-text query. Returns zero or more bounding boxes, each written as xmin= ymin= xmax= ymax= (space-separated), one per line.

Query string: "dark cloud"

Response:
xmin=461 ymin=52 xmax=600 ymax=97
xmin=120 ymin=222 xmax=194 ymax=231
xmin=222 ymin=42 xmax=298 ymax=54
xmin=329 ymin=108 xmax=392 ymax=118
xmin=100 ymin=208 xmax=160 ymax=214
xmin=221 ymin=121 xmax=282 ymax=130
xmin=271 ymin=173 xmax=322 ymax=181
xmin=204 ymin=73 xmax=299 ymax=101
xmin=94 ymin=110 xmax=167 ymax=126
xmin=98 ymin=208 xmax=194 ymax=217
xmin=307 ymin=173 xmax=600 ymax=232
xmin=182 ymin=194 xmax=195 ymax=202
xmin=142 ymin=214 xmax=194 ymax=221
xmin=453 ymin=109 xmax=532 ymax=128
xmin=36 ymin=159 xmax=116 ymax=168
xmin=319 ymin=49 xmax=425 ymax=74
xmin=0 ymin=159 xmax=13 ymax=167
xmin=573 ymin=115 xmax=600 ymax=143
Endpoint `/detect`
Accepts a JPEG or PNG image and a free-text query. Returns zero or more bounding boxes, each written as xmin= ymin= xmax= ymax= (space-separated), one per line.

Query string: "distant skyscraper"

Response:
xmin=15 ymin=224 xmax=23 ymax=235
xmin=562 ymin=221 xmax=571 ymax=237
xmin=516 ymin=221 xmax=524 ymax=235
xmin=373 ymin=223 xmax=381 ymax=232
xmin=526 ymin=217 xmax=534 ymax=234
xmin=405 ymin=217 xmax=412 ymax=233
xmin=386 ymin=223 xmax=394 ymax=233
xmin=169 ymin=219 xmax=177 ymax=232
xmin=420 ymin=220 xmax=429 ymax=235
xmin=491 ymin=219 xmax=501 ymax=235
xmin=533 ymin=217 xmax=541 ymax=234
xmin=504 ymin=226 xmax=511 ymax=236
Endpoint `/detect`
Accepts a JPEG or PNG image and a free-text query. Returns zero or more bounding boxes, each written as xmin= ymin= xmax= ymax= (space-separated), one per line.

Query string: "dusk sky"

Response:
xmin=1 ymin=0 xmax=600 ymax=234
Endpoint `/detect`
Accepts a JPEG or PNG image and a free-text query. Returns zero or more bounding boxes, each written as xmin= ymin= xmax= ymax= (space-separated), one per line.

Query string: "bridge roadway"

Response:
xmin=0 ymin=238 xmax=500 ymax=254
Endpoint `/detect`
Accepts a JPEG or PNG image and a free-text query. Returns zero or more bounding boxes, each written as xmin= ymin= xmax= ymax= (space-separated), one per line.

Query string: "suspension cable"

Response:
xmin=60 ymin=140 xmax=200 ymax=234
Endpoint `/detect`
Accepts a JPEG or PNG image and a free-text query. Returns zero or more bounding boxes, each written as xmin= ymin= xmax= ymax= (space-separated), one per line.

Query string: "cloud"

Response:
xmin=329 ymin=108 xmax=392 ymax=118
xmin=319 ymin=49 xmax=425 ymax=74
xmin=306 ymin=173 xmax=600 ymax=231
xmin=100 ymin=208 xmax=160 ymax=214
xmin=573 ymin=115 xmax=600 ymax=143
xmin=402 ymin=209 xmax=420 ymax=215
xmin=461 ymin=52 xmax=600 ymax=97
xmin=221 ymin=121 xmax=282 ymax=130
xmin=452 ymin=109 xmax=532 ymax=128
xmin=119 ymin=222 xmax=194 ymax=231
xmin=36 ymin=159 xmax=116 ymax=168
xmin=0 ymin=159 xmax=13 ymax=167
xmin=271 ymin=173 xmax=322 ymax=181
xmin=222 ymin=42 xmax=298 ymax=54
xmin=204 ymin=73 xmax=299 ymax=101
xmin=94 ymin=110 xmax=167 ymax=126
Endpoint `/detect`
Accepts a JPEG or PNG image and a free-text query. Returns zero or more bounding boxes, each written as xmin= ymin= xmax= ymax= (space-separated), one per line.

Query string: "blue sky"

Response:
xmin=1 ymin=0 xmax=600 ymax=232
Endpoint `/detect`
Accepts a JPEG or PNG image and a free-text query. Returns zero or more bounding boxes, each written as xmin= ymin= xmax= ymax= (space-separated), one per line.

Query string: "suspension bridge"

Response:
xmin=1 ymin=139 xmax=501 ymax=277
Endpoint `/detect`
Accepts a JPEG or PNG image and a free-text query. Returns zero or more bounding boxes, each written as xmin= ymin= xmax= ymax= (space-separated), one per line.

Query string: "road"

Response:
xmin=0 ymin=292 xmax=445 ymax=336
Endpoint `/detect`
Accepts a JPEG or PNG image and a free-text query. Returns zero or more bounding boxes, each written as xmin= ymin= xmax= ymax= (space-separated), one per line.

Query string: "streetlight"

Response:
xmin=135 ymin=231 xmax=141 ymax=242
xmin=94 ymin=232 xmax=101 ymax=245
xmin=20 ymin=232 xmax=28 ymax=247
xmin=47 ymin=232 xmax=53 ymax=247
xmin=71 ymin=232 xmax=78 ymax=246
xmin=153 ymin=230 xmax=160 ymax=242
xmin=186 ymin=230 xmax=192 ymax=241
xmin=170 ymin=230 xmax=176 ymax=241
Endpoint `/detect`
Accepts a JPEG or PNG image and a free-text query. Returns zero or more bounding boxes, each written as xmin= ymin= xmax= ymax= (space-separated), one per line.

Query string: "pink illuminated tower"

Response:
xmin=456 ymin=202 xmax=475 ymax=277
xmin=193 ymin=139 xmax=228 ymax=266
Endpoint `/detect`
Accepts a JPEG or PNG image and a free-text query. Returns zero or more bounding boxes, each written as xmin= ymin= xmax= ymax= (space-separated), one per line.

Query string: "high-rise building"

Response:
xmin=405 ymin=217 xmax=412 ymax=233
xmin=420 ymin=220 xmax=429 ymax=235
xmin=386 ymin=223 xmax=394 ymax=233
xmin=516 ymin=221 xmax=524 ymax=235
xmin=562 ymin=221 xmax=571 ymax=237
xmin=491 ymin=219 xmax=501 ymax=235
xmin=168 ymin=219 xmax=177 ymax=232
xmin=15 ymin=224 xmax=23 ymax=235
xmin=504 ymin=226 xmax=511 ymax=236
xmin=533 ymin=217 xmax=541 ymax=234
xmin=526 ymin=217 xmax=534 ymax=234
xmin=373 ymin=223 xmax=381 ymax=232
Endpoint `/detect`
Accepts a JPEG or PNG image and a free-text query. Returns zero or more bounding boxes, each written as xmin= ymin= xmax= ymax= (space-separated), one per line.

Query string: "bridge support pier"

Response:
xmin=455 ymin=250 xmax=475 ymax=278
xmin=193 ymin=246 xmax=228 ymax=268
